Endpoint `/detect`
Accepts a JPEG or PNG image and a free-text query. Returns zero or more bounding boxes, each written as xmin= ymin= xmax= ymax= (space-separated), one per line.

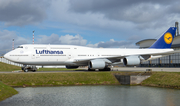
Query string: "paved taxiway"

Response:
xmin=1 ymin=67 xmax=180 ymax=73
xmin=111 ymin=67 xmax=180 ymax=72
xmin=78 ymin=67 xmax=180 ymax=72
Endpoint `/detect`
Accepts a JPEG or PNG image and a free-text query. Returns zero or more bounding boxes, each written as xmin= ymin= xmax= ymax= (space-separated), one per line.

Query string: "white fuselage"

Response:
xmin=4 ymin=44 xmax=174 ymax=66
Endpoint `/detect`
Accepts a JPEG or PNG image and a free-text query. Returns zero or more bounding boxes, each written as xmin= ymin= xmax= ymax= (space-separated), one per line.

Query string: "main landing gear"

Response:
xmin=99 ymin=68 xmax=111 ymax=71
xmin=22 ymin=65 xmax=37 ymax=72
xmin=88 ymin=67 xmax=111 ymax=71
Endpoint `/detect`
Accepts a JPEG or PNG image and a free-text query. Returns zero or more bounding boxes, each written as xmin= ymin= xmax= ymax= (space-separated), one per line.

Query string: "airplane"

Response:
xmin=4 ymin=27 xmax=178 ymax=72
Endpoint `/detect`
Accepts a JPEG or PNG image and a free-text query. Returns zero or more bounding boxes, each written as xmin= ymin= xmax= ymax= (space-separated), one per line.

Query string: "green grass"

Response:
xmin=0 ymin=62 xmax=20 ymax=71
xmin=0 ymin=61 xmax=83 ymax=72
xmin=0 ymin=81 xmax=18 ymax=101
xmin=141 ymin=72 xmax=180 ymax=89
xmin=0 ymin=72 xmax=119 ymax=87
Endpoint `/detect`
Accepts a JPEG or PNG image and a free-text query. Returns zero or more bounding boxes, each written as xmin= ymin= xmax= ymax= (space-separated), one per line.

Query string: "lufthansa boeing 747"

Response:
xmin=4 ymin=27 xmax=178 ymax=72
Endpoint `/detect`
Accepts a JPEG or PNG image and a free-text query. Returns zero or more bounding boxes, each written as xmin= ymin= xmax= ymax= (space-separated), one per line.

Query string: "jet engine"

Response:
xmin=88 ymin=59 xmax=106 ymax=69
xmin=66 ymin=66 xmax=79 ymax=69
xmin=123 ymin=56 xmax=140 ymax=66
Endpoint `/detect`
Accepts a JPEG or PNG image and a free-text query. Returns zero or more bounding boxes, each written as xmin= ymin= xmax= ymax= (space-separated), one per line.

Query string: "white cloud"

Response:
xmin=37 ymin=34 xmax=60 ymax=44
xmin=37 ymin=33 xmax=87 ymax=46
xmin=36 ymin=33 xmax=136 ymax=48
xmin=87 ymin=39 xmax=137 ymax=48
xmin=47 ymin=0 xmax=179 ymax=42
xmin=68 ymin=0 xmax=180 ymax=27
xmin=86 ymin=43 xmax=99 ymax=48
xmin=59 ymin=34 xmax=87 ymax=45
xmin=0 ymin=29 xmax=138 ymax=56
xmin=0 ymin=30 xmax=28 ymax=55
xmin=49 ymin=0 xmax=135 ymax=32
xmin=97 ymin=39 xmax=136 ymax=48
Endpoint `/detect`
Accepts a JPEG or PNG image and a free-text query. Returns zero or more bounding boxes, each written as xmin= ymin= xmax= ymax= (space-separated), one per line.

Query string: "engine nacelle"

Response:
xmin=88 ymin=59 xmax=106 ymax=69
xmin=123 ymin=56 xmax=140 ymax=66
xmin=66 ymin=66 xmax=79 ymax=69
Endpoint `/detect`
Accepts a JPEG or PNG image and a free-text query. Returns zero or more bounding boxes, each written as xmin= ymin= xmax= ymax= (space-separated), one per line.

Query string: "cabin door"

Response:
xmin=31 ymin=54 xmax=35 ymax=59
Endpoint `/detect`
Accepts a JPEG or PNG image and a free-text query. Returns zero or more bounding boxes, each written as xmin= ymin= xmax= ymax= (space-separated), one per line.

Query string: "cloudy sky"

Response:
xmin=0 ymin=0 xmax=180 ymax=54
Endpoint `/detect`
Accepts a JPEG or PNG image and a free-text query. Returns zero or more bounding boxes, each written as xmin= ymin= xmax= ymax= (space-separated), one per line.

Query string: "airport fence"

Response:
xmin=0 ymin=57 xmax=66 ymax=69
xmin=0 ymin=57 xmax=23 ymax=67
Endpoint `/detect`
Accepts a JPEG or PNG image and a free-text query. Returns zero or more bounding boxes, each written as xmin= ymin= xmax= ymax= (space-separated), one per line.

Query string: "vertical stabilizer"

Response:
xmin=149 ymin=27 xmax=176 ymax=49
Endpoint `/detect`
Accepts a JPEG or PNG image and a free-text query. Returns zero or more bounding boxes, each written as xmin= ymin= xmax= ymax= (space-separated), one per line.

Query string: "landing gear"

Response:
xmin=24 ymin=68 xmax=29 ymax=72
xmin=22 ymin=65 xmax=37 ymax=72
xmin=88 ymin=67 xmax=111 ymax=71
xmin=31 ymin=66 xmax=37 ymax=72
xmin=88 ymin=68 xmax=95 ymax=71
xmin=32 ymin=69 xmax=37 ymax=72
xmin=99 ymin=68 xmax=111 ymax=71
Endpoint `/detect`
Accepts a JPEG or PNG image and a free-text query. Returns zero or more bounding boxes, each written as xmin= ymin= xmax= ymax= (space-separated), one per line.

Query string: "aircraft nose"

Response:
xmin=4 ymin=52 xmax=10 ymax=60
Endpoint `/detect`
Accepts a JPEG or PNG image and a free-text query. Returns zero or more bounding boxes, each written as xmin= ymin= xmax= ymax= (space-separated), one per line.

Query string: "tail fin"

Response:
xmin=149 ymin=27 xmax=176 ymax=49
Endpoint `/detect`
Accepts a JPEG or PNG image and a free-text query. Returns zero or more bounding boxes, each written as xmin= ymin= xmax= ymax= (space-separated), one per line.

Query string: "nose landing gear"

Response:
xmin=22 ymin=65 xmax=37 ymax=72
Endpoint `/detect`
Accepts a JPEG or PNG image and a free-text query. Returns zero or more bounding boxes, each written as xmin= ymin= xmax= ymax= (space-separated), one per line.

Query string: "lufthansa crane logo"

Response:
xmin=164 ymin=32 xmax=173 ymax=44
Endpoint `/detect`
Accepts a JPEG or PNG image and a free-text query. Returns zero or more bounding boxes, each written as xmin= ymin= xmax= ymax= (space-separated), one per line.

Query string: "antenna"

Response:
xmin=12 ymin=39 xmax=14 ymax=50
xmin=33 ymin=30 xmax=35 ymax=44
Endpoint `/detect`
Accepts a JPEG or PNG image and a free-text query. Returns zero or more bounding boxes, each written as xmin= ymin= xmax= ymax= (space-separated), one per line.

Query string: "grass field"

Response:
xmin=0 ymin=62 xmax=20 ymax=72
xmin=0 ymin=62 xmax=84 ymax=72
xmin=0 ymin=72 xmax=120 ymax=87
xmin=141 ymin=72 xmax=180 ymax=89
xmin=0 ymin=81 xmax=18 ymax=101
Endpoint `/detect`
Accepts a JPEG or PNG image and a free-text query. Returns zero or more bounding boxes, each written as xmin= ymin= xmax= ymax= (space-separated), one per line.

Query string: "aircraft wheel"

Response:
xmin=106 ymin=68 xmax=111 ymax=71
xmin=88 ymin=68 xmax=95 ymax=71
xmin=32 ymin=69 xmax=37 ymax=72
xmin=32 ymin=66 xmax=37 ymax=72
xmin=99 ymin=68 xmax=111 ymax=71
xmin=21 ymin=67 xmax=24 ymax=71
xmin=24 ymin=68 xmax=28 ymax=72
xmin=99 ymin=69 xmax=104 ymax=71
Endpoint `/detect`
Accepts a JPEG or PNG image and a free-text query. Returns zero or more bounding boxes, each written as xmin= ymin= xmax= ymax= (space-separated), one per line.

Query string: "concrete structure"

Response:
xmin=130 ymin=76 xmax=150 ymax=84
xmin=114 ymin=74 xmax=150 ymax=85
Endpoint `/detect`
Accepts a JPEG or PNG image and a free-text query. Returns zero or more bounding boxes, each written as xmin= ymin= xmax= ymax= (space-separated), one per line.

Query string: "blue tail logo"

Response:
xmin=149 ymin=27 xmax=176 ymax=49
xmin=164 ymin=32 xmax=173 ymax=44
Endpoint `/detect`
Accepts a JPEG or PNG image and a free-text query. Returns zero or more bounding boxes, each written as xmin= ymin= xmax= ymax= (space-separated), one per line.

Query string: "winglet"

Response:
xmin=149 ymin=27 xmax=176 ymax=49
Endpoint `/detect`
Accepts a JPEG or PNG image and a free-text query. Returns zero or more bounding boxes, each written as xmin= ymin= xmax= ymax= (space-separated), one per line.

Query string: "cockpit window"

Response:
xmin=17 ymin=46 xmax=23 ymax=48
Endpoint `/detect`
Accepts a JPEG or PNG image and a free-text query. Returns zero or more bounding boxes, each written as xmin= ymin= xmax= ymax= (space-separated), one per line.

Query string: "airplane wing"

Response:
xmin=73 ymin=48 xmax=177 ymax=65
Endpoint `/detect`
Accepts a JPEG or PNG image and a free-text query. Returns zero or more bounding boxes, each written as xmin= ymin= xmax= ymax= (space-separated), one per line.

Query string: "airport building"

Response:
xmin=136 ymin=22 xmax=180 ymax=67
